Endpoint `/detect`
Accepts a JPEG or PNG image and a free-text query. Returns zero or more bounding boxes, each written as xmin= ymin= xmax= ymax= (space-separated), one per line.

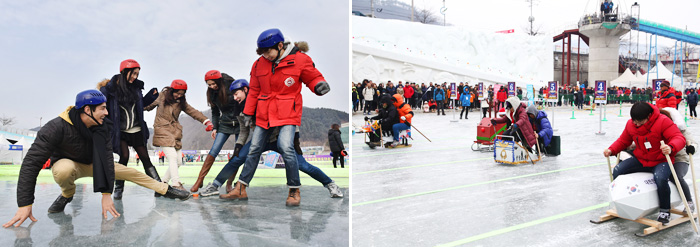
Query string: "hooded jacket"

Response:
xmin=656 ymin=88 xmax=677 ymax=109
xmin=608 ymin=103 xmax=686 ymax=167
xmin=371 ymin=94 xmax=400 ymax=129
xmin=460 ymin=88 xmax=471 ymax=107
xmin=244 ymin=43 xmax=325 ymax=129
xmin=393 ymin=94 xmax=413 ymax=124
xmin=145 ymin=88 xmax=209 ymax=150
xmin=98 ymin=76 xmax=157 ymax=156
xmin=526 ymin=105 xmax=553 ymax=146
xmin=16 ymin=107 xmax=116 ymax=207
xmin=328 ymin=128 xmax=344 ymax=152
xmin=493 ymin=97 xmax=537 ymax=147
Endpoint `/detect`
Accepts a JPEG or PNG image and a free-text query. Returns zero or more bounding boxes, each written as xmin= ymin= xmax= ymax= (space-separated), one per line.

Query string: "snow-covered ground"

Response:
xmin=352 ymin=16 xmax=553 ymax=87
xmin=351 ymin=104 xmax=700 ymax=246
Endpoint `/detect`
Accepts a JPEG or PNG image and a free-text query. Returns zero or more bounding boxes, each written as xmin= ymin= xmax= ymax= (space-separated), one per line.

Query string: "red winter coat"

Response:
xmin=404 ymin=86 xmax=414 ymax=99
xmin=656 ymin=88 xmax=677 ymax=109
xmin=244 ymin=48 xmax=325 ymax=129
xmin=493 ymin=102 xmax=536 ymax=148
xmin=496 ymin=89 xmax=507 ymax=102
xmin=608 ymin=103 xmax=686 ymax=167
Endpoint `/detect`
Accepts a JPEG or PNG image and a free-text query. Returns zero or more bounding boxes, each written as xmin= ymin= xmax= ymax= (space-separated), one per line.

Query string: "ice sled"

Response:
xmin=472 ymin=117 xmax=507 ymax=152
xmin=609 ymin=172 xmax=681 ymax=220
xmin=493 ymin=135 xmax=541 ymax=165
xmin=363 ymin=120 xmax=411 ymax=149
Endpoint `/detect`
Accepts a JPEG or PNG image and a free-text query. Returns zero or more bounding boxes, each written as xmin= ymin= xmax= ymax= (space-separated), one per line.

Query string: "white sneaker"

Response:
xmin=684 ymin=200 xmax=696 ymax=214
xmin=325 ymin=182 xmax=344 ymax=198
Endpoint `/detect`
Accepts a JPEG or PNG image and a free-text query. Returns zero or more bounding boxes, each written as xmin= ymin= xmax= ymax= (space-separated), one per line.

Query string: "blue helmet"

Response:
xmin=229 ymin=79 xmax=249 ymax=92
xmin=76 ymin=89 xmax=107 ymax=109
xmin=257 ymin=28 xmax=284 ymax=48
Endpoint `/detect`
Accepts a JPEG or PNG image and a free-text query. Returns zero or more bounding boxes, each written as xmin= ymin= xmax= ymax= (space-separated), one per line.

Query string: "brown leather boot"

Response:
xmin=286 ymin=188 xmax=300 ymax=206
xmin=225 ymin=168 xmax=239 ymax=193
xmin=190 ymin=154 xmax=216 ymax=192
xmin=219 ymin=182 xmax=248 ymax=200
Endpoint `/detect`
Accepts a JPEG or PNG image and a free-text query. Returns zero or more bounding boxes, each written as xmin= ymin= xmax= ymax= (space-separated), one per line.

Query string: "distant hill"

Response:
xmin=148 ymin=107 xmax=349 ymax=150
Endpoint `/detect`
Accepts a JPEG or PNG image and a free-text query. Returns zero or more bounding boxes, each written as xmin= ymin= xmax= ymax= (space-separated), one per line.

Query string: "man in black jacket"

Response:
xmin=3 ymin=90 xmax=189 ymax=228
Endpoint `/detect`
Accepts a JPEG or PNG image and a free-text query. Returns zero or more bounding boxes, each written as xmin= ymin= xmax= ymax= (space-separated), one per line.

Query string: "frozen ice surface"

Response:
xmin=351 ymin=104 xmax=700 ymax=246
xmin=0 ymin=182 xmax=348 ymax=246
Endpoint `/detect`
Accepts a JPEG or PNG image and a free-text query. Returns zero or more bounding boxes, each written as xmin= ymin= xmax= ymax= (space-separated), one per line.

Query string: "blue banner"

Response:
xmin=9 ymin=145 xmax=22 ymax=151
xmin=594 ymin=80 xmax=607 ymax=104
xmin=508 ymin=82 xmax=516 ymax=97
xmin=526 ymin=84 xmax=534 ymax=106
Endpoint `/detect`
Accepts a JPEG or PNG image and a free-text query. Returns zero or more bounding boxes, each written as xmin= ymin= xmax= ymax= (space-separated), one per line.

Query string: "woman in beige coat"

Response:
xmin=145 ymin=79 xmax=213 ymax=189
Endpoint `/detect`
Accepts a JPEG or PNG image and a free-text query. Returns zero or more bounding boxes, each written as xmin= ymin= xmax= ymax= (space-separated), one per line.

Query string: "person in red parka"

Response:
xmin=404 ymin=83 xmax=414 ymax=109
xmin=604 ymin=102 xmax=686 ymax=224
xmin=491 ymin=96 xmax=537 ymax=152
xmin=390 ymin=94 xmax=413 ymax=147
xmin=655 ymin=80 xmax=677 ymax=109
xmin=496 ymin=86 xmax=507 ymax=111
xmin=241 ymin=28 xmax=330 ymax=206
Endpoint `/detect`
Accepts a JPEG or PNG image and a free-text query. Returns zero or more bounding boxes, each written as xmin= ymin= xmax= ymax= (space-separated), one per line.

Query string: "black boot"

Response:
xmin=162 ymin=185 xmax=191 ymax=200
xmin=48 ymin=195 xmax=73 ymax=213
xmin=145 ymin=166 xmax=162 ymax=182
xmin=113 ymin=180 xmax=125 ymax=200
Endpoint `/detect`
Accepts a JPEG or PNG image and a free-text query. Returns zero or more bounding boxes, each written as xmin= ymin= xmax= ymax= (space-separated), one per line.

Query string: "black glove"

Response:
xmin=314 ymin=81 xmax=330 ymax=96
xmin=490 ymin=119 xmax=496 ymax=126
xmin=687 ymin=145 xmax=696 ymax=155
xmin=233 ymin=144 xmax=243 ymax=157
xmin=294 ymin=134 xmax=303 ymax=155
xmin=364 ymin=116 xmax=369 ymax=121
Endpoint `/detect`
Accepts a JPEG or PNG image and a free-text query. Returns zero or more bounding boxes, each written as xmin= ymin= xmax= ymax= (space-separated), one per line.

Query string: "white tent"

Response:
xmin=610 ymin=68 xmax=644 ymax=88
xmin=0 ymin=135 xmax=22 ymax=164
xmin=646 ymin=61 xmax=684 ymax=87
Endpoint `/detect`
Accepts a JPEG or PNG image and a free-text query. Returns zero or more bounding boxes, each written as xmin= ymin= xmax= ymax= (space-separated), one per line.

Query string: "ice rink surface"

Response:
xmin=0 ymin=182 xmax=348 ymax=246
xmin=352 ymin=103 xmax=700 ymax=246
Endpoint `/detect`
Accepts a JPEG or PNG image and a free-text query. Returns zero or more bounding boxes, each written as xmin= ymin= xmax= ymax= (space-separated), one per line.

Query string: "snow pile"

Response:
xmin=352 ymin=16 xmax=552 ymax=87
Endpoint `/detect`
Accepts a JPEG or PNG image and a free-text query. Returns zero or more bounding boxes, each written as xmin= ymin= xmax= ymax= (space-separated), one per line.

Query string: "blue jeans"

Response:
xmin=613 ymin=157 xmax=672 ymax=210
xmin=208 ymin=132 xmax=236 ymax=156
xmin=212 ymin=139 xmax=332 ymax=187
xmin=392 ymin=123 xmax=411 ymax=142
xmin=239 ymin=125 xmax=300 ymax=188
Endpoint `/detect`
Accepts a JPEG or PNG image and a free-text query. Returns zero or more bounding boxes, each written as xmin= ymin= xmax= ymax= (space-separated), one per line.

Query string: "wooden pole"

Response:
xmin=607 ymin=156 xmax=613 ymax=182
xmin=690 ymin=154 xmax=699 ymax=223
xmin=661 ymin=141 xmax=699 ymax=233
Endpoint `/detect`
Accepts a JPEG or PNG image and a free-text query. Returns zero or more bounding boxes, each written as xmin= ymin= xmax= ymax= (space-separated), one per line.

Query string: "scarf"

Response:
xmin=69 ymin=108 xmax=114 ymax=193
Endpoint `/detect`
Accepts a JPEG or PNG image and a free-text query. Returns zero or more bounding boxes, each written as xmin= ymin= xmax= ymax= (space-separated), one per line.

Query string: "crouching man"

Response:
xmin=3 ymin=89 xmax=189 ymax=228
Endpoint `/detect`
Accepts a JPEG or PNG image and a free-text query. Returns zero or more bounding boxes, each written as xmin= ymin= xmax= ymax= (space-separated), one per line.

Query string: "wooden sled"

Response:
xmin=494 ymin=135 xmax=542 ymax=165
xmin=590 ymin=208 xmax=698 ymax=237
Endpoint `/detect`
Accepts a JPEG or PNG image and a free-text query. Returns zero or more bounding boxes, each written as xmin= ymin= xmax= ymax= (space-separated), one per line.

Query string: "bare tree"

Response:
xmin=683 ymin=44 xmax=698 ymax=59
xmin=660 ymin=46 xmax=674 ymax=58
xmin=415 ymin=7 xmax=437 ymax=24
xmin=522 ymin=23 xmax=543 ymax=36
xmin=0 ymin=115 xmax=15 ymax=126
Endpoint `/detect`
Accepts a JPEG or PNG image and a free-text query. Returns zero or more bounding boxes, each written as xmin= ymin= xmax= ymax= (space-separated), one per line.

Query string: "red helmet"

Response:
xmin=119 ymin=59 xmax=140 ymax=73
xmin=171 ymin=79 xmax=188 ymax=90
xmin=205 ymin=70 xmax=222 ymax=81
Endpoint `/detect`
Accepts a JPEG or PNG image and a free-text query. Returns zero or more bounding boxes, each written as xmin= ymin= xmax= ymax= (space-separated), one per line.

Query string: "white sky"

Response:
xmin=0 ymin=0 xmax=349 ymax=129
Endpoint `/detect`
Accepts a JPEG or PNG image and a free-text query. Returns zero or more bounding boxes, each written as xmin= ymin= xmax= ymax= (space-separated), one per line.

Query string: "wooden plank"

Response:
xmin=642 ymin=216 xmax=691 ymax=235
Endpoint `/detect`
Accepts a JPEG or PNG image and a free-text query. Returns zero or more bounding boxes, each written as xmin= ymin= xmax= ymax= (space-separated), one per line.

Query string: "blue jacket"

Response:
xmin=529 ymin=111 xmax=553 ymax=146
xmin=434 ymin=88 xmax=445 ymax=101
xmin=386 ymin=86 xmax=396 ymax=95
xmin=460 ymin=89 xmax=471 ymax=106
